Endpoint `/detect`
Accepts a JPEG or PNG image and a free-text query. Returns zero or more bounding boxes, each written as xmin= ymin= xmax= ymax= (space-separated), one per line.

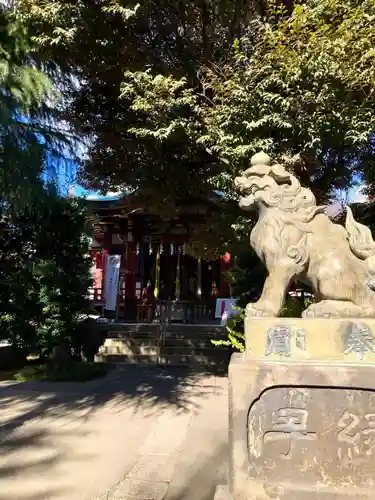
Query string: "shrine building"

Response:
xmin=86 ymin=192 xmax=232 ymax=323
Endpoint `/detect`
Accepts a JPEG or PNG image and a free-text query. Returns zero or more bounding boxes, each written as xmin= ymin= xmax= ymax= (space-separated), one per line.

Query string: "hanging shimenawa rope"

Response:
xmin=176 ymin=245 xmax=181 ymax=300
xmin=197 ymin=257 xmax=202 ymax=297
xmin=154 ymin=241 xmax=161 ymax=298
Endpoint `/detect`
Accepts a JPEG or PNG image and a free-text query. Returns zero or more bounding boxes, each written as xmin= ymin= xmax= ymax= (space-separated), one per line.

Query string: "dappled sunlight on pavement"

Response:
xmin=0 ymin=365 xmax=228 ymax=500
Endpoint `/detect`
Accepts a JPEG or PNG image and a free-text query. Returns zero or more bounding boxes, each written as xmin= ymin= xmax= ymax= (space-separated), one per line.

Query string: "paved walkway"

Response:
xmin=0 ymin=365 xmax=229 ymax=500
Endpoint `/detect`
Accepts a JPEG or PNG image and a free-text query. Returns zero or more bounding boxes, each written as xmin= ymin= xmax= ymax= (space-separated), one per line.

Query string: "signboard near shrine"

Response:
xmin=215 ymin=298 xmax=237 ymax=319
xmin=104 ymin=254 xmax=121 ymax=311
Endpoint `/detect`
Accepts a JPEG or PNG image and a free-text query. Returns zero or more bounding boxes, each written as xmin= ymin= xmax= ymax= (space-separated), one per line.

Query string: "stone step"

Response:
xmin=158 ymin=354 xmax=228 ymax=369
xmin=97 ymin=329 xmax=229 ymax=368
xmin=95 ymin=353 xmax=159 ymax=364
xmin=99 ymin=338 xmax=227 ymax=356
xmin=99 ymin=341 xmax=159 ymax=357
xmin=167 ymin=324 xmax=225 ymax=334
xmin=104 ymin=323 xmax=225 ymax=339
xmin=95 ymin=352 xmax=229 ymax=369
xmin=162 ymin=346 xmax=228 ymax=357
xmin=104 ymin=327 xmax=160 ymax=339
xmin=164 ymin=331 xmax=226 ymax=341
xmin=104 ymin=329 xmax=226 ymax=342
xmin=165 ymin=338 xmax=222 ymax=348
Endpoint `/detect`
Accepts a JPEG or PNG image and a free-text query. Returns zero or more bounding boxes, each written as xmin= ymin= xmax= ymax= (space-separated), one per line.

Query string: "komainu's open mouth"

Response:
xmin=238 ymin=194 xmax=256 ymax=209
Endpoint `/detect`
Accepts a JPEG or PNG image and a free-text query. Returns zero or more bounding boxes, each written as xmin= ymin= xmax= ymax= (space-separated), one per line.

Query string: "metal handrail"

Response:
xmin=157 ymin=302 xmax=170 ymax=362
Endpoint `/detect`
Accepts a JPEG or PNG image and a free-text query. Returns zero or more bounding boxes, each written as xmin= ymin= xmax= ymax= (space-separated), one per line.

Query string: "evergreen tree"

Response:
xmin=34 ymin=188 xmax=92 ymax=357
xmin=0 ymin=5 xmax=74 ymax=212
xmin=0 ymin=206 xmax=40 ymax=359
xmin=0 ymin=7 xmax=91 ymax=365
xmin=0 ymin=189 xmax=92 ymax=360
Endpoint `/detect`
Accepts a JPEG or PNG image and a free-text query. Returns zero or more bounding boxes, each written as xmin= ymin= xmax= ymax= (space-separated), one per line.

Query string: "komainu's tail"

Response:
xmin=345 ymin=206 xmax=375 ymax=283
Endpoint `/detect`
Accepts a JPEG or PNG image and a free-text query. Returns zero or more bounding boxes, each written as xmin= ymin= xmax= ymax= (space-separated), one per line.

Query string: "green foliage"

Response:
xmin=0 ymin=206 xmax=41 ymax=351
xmin=200 ymin=0 xmax=375 ymax=200
xmin=0 ymin=8 xmax=45 ymax=207
xmin=112 ymin=0 xmax=375 ymax=225
xmin=338 ymin=202 xmax=375 ymax=235
xmin=0 ymin=189 xmax=92 ymax=358
xmin=226 ymin=245 xmax=267 ymax=307
xmin=14 ymin=0 xmax=261 ymax=253
xmin=0 ymin=6 xmax=76 ymax=212
xmin=0 ymin=10 xmax=53 ymax=110
xmin=212 ymin=312 xmax=245 ymax=352
xmin=33 ymin=188 xmax=93 ymax=354
xmin=15 ymin=0 xmax=375 ymax=254
xmin=0 ymin=7 xmax=91 ymax=366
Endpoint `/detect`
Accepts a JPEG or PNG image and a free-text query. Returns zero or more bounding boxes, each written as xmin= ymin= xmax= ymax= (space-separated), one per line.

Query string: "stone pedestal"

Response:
xmin=220 ymin=317 xmax=375 ymax=499
xmin=213 ymin=485 xmax=232 ymax=499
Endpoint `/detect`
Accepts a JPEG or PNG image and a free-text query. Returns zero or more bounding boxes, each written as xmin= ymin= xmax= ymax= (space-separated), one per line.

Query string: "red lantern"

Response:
xmin=222 ymin=252 xmax=231 ymax=264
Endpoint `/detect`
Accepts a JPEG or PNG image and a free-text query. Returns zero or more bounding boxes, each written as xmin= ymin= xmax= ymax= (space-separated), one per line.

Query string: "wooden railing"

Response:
xmin=157 ymin=302 xmax=171 ymax=350
xmin=155 ymin=300 xmax=214 ymax=324
xmin=88 ymin=287 xmax=215 ymax=324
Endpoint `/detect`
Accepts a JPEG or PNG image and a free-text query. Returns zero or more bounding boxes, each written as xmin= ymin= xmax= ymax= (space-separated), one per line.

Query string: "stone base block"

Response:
xmin=245 ymin=317 xmax=375 ymax=363
xmin=213 ymin=485 xmax=232 ymax=500
xmin=229 ymin=352 xmax=375 ymax=499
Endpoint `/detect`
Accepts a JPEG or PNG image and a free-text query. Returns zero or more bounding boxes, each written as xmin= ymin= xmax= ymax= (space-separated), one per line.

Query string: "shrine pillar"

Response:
xmin=124 ymin=241 xmax=137 ymax=301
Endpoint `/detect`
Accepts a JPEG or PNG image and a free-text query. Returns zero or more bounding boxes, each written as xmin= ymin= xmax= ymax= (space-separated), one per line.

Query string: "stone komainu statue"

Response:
xmin=235 ymin=152 xmax=375 ymax=318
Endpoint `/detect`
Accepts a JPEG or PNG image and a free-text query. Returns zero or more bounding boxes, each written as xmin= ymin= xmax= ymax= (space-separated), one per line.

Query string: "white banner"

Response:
xmin=215 ymin=298 xmax=238 ymax=319
xmin=104 ymin=254 xmax=121 ymax=311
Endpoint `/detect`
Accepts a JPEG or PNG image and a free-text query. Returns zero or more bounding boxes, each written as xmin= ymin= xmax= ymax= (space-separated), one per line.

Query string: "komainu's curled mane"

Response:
xmin=235 ymin=152 xmax=375 ymax=318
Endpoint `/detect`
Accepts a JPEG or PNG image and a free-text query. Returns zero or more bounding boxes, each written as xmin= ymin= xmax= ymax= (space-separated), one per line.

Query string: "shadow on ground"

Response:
xmin=0 ymin=364 xmax=225 ymax=418
xmin=0 ymin=365 xmax=227 ymax=500
xmin=0 ymin=425 xmax=86 ymax=500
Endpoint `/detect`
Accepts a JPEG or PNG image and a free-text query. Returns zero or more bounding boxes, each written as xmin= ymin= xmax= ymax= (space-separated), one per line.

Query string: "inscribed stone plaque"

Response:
xmin=229 ymin=355 xmax=375 ymax=500
xmin=245 ymin=317 xmax=375 ymax=363
xmin=341 ymin=321 xmax=375 ymax=359
xmin=248 ymin=387 xmax=375 ymax=495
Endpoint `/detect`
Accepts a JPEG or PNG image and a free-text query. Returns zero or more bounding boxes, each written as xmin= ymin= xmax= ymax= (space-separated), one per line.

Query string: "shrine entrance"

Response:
xmin=86 ymin=194 xmax=231 ymax=323
xmin=139 ymin=245 xmax=220 ymax=301
xmin=136 ymin=242 xmax=220 ymax=323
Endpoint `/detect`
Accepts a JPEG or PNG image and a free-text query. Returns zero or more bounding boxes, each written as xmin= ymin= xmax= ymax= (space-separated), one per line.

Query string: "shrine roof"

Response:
xmin=84 ymin=196 xmax=134 ymax=211
xmin=84 ymin=189 xmax=223 ymax=215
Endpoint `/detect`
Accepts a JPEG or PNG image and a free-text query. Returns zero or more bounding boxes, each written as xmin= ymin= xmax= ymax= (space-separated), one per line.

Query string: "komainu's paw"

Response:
xmin=302 ymin=307 xmax=335 ymax=319
xmin=245 ymin=303 xmax=277 ymax=318
xmin=302 ymin=300 xmax=363 ymax=319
